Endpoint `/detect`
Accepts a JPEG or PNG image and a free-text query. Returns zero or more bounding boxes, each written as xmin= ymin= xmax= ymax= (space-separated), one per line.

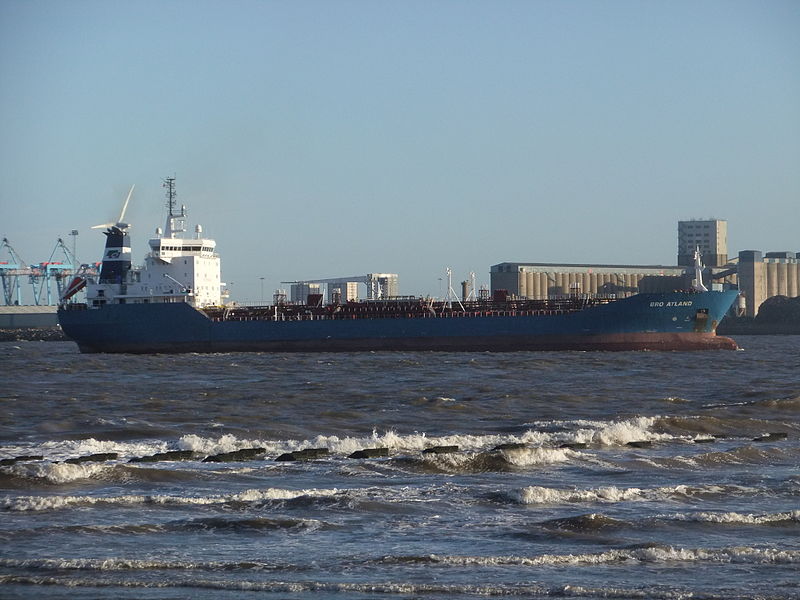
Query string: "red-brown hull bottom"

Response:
xmin=74 ymin=332 xmax=739 ymax=354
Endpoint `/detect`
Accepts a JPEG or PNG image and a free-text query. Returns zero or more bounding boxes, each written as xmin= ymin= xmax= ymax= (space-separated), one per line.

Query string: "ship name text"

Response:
xmin=649 ymin=301 xmax=693 ymax=308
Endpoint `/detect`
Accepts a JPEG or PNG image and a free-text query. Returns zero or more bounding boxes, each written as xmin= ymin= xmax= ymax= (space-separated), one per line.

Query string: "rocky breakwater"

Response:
xmin=0 ymin=327 xmax=68 ymax=342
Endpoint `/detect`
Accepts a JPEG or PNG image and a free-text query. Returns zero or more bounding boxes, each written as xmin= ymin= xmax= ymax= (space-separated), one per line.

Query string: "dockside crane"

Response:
xmin=0 ymin=238 xmax=30 ymax=306
xmin=29 ymin=238 xmax=80 ymax=306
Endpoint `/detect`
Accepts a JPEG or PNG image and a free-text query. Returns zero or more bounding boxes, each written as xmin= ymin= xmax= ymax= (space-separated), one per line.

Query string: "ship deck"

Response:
xmin=201 ymin=296 xmax=618 ymax=323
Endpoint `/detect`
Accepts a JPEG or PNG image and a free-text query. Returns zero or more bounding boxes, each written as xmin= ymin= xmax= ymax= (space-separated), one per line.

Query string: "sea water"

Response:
xmin=1 ymin=337 xmax=798 ymax=599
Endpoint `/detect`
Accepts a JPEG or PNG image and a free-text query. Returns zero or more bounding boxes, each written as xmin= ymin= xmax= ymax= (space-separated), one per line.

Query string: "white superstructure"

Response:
xmin=84 ymin=178 xmax=222 ymax=309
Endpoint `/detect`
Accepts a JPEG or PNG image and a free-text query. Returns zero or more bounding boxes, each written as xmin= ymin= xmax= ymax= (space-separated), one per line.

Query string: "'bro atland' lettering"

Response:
xmin=650 ymin=301 xmax=693 ymax=307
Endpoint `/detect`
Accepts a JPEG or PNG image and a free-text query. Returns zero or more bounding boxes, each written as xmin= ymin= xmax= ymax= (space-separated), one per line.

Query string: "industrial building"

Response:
xmin=289 ymin=282 xmax=322 ymax=304
xmin=736 ymin=251 xmax=800 ymax=317
xmin=493 ymin=219 xmax=732 ymax=300
xmin=285 ymin=273 xmax=399 ymax=304
xmin=493 ymin=218 xmax=798 ymax=319
xmin=491 ymin=262 xmax=691 ymax=300
xmin=678 ymin=219 xmax=728 ymax=267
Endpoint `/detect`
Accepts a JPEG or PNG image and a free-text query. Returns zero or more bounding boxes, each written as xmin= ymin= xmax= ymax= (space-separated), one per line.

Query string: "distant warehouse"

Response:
xmin=490 ymin=262 xmax=692 ymax=300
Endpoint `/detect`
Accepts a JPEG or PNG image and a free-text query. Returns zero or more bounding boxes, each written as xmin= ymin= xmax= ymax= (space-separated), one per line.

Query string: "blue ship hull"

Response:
xmin=58 ymin=291 xmax=739 ymax=353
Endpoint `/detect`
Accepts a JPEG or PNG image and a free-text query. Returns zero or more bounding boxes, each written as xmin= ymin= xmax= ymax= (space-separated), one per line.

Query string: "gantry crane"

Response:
xmin=0 ymin=238 xmax=29 ymax=306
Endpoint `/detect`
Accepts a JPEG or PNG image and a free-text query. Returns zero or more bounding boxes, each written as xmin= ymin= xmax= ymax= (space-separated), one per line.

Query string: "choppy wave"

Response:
xmin=650 ymin=444 xmax=800 ymax=470
xmin=4 ymin=337 xmax=800 ymax=600
xmin=0 ymin=438 xmax=169 ymax=464
xmin=1 ymin=461 xmax=112 ymax=484
xmin=0 ymin=557 xmax=299 ymax=571
xmin=2 ymin=547 xmax=798 ymax=599
xmin=664 ymin=510 xmax=800 ymax=525
xmin=540 ymin=513 xmax=629 ymax=531
xmin=1 ymin=482 xmax=475 ymax=514
xmin=1 ymin=520 xmax=329 ymax=539
xmin=0 ymin=415 xmax=701 ymax=468
xmin=701 ymin=395 xmax=800 ymax=413
xmin=403 ymin=446 xmax=577 ymax=474
xmin=512 ymin=483 xmax=758 ymax=505
xmin=0 ymin=574 xmax=560 ymax=598
xmin=1 ymin=574 xmax=776 ymax=600
xmin=381 ymin=545 xmax=800 ymax=566
xmin=572 ymin=416 xmax=670 ymax=446
xmin=539 ymin=510 xmax=800 ymax=533
xmin=1 ymin=486 xmax=343 ymax=512
xmin=656 ymin=414 xmax=795 ymax=437
xmin=3 ymin=424 xmax=795 ymax=489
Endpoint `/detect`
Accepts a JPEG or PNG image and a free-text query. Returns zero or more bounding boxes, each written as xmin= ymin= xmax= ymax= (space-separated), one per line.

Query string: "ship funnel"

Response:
xmin=98 ymin=226 xmax=132 ymax=284
xmin=92 ymin=185 xmax=135 ymax=230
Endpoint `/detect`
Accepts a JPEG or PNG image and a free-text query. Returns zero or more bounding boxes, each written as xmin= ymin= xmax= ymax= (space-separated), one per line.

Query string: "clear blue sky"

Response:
xmin=1 ymin=0 xmax=798 ymax=301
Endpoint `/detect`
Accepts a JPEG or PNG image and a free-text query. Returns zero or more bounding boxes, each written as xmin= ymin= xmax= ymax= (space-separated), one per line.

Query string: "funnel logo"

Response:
xmin=105 ymin=250 xmax=121 ymax=259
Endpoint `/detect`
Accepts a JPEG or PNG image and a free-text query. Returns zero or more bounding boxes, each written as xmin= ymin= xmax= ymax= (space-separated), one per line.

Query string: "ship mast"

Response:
xmin=163 ymin=176 xmax=186 ymax=239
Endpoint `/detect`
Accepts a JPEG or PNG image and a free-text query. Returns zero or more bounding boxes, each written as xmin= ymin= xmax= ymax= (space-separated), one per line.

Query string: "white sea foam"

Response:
xmin=6 ymin=461 xmax=111 ymax=484
xmin=497 ymin=446 xmax=575 ymax=466
xmin=666 ymin=510 xmax=800 ymax=524
xmin=1 ymin=486 xmax=342 ymax=512
xmin=513 ymin=483 xmax=740 ymax=505
xmin=1 ymin=438 xmax=168 ymax=463
xmin=179 ymin=430 xmax=515 ymax=457
xmin=578 ymin=416 xmax=669 ymax=446
xmin=1 ymin=415 xmax=670 ymax=471
xmin=0 ymin=557 xmax=234 ymax=570
xmin=521 ymin=416 xmax=671 ymax=447
xmin=177 ymin=433 xmax=273 ymax=454
xmin=414 ymin=545 xmax=800 ymax=567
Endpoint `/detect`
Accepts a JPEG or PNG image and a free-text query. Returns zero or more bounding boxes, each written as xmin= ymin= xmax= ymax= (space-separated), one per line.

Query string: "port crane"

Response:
xmin=28 ymin=238 xmax=81 ymax=306
xmin=0 ymin=238 xmax=28 ymax=305
xmin=0 ymin=237 xmax=100 ymax=306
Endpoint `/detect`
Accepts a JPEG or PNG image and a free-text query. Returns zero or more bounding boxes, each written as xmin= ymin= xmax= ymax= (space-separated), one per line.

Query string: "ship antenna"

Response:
xmin=162 ymin=176 xmax=186 ymax=238
xmin=693 ymin=246 xmax=709 ymax=292
xmin=164 ymin=176 xmax=177 ymax=217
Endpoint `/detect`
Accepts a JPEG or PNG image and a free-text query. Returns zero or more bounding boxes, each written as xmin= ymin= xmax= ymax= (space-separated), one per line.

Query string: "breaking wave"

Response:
xmin=1 ymin=486 xmax=342 ymax=512
xmin=380 ymin=545 xmax=800 ymax=566
xmin=0 ymin=557 xmax=301 ymax=573
xmin=0 ymin=415 xmax=691 ymax=469
xmin=1 ymin=461 xmax=112 ymax=485
xmin=665 ymin=510 xmax=800 ymax=525
xmin=5 ymin=547 xmax=798 ymax=600
xmin=512 ymin=483 xmax=758 ymax=505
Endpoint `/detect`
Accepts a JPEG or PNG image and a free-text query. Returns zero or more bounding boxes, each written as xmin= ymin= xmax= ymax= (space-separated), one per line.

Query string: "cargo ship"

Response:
xmin=58 ymin=179 xmax=739 ymax=353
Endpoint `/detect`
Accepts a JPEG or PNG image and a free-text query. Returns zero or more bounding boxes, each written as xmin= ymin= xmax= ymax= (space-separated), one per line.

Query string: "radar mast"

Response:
xmin=163 ymin=176 xmax=187 ymax=238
